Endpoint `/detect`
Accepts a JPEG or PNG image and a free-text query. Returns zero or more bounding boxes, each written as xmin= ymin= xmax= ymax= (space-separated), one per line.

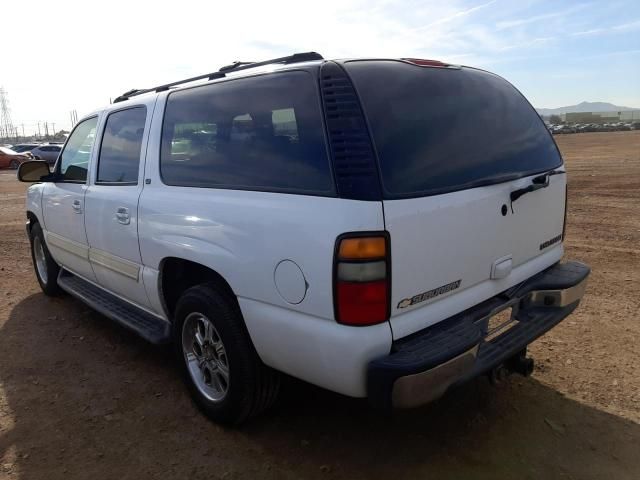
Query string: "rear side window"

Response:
xmin=346 ymin=61 xmax=562 ymax=198
xmin=97 ymin=107 xmax=147 ymax=184
xmin=160 ymin=71 xmax=334 ymax=195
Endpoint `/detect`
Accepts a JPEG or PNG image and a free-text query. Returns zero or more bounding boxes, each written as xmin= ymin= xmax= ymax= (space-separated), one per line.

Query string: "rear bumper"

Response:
xmin=367 ymin=261 xmax=590 ymax=409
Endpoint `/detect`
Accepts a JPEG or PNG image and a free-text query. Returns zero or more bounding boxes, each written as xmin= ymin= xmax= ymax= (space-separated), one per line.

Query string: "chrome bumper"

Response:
xmin=524 ymin=278 xmax=588 ymax=309
xmin=368 ymin=261 xmax=590 ymax=410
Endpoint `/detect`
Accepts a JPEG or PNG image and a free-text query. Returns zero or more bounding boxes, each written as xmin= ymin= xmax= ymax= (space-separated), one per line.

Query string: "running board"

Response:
xmin=57 ymin=270 xmax=171 ymax=344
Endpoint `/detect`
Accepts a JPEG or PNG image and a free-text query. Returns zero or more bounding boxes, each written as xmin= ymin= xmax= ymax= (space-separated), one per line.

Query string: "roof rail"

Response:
xmin=218 ymin=51 xmax=323 ymax=73
xmin=113 ymin=52 xmax=324 ymax=103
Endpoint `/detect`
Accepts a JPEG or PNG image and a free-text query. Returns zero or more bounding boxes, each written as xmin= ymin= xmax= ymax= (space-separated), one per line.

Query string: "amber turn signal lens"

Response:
xmin=338 ymin=237 xmax=386 ymax=260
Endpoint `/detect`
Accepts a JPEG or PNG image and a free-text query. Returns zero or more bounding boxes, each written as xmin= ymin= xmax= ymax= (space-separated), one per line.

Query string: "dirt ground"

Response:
xmin=0 ymin=131 xmax=639 ymax=480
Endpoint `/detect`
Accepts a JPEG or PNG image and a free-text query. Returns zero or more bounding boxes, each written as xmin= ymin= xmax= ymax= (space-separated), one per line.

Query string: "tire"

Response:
xmin=174 ymin=283 xmax=280 ymax=425
xmin=33 ymin=156 xmax=41 ymax=160
xmin=29 ymin=222 xmax=62 ymax=296
xmin=9 ymin=159 xmax=19 ymax=169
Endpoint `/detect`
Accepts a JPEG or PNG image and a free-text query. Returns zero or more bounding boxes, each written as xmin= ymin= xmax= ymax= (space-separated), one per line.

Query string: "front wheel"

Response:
xmin=174 ymin=283 xmax=280 ymax=425
xmin=9 ymin=159 xmax=20 ymax=169
xmin=30 ymin=223 xmax=61 ymax=296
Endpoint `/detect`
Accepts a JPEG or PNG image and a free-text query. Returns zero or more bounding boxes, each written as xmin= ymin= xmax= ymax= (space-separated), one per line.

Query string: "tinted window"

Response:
xmin=161 ymin=72 xmax=333 ymax=194
xmin=346 ymin=61 xmax=562 ymax=198
xmin=59 ymin=117 xmax=99 ymax=182
xmin=97 ymin=107 xmax=147 ymax=183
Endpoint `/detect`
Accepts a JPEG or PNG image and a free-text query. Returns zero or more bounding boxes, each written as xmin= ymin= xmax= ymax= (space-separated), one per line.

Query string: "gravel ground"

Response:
xmin=0 ymin=131 xmax=639 ymax=479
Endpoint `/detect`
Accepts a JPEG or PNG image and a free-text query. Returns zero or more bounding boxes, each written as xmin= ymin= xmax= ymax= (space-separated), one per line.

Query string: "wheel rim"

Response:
xmin=10 ymin=160 xmax=19 ymax=169
xmin=182 ymin=312 xmax=230 ymax=402
xmin=33 ymin=236 xmax=48 ymax=284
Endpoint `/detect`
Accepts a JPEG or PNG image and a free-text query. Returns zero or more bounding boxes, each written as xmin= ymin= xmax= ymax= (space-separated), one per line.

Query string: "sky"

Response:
xmin=1 ymin=0 xmax=639 ymax=135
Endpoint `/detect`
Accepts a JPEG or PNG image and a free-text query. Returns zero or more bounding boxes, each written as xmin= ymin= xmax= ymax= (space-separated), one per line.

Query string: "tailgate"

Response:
xmin=345 ymin=59 xmax=566 ymax=339
xmin=384 ymin=174 xmax=565 ymax=338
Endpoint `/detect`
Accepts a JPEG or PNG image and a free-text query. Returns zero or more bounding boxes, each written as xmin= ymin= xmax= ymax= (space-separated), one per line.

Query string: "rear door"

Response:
xmin=84 ymin=101 xmax=154 ymax=309
xmin=346 ymin=60 xmax=566 ymax=339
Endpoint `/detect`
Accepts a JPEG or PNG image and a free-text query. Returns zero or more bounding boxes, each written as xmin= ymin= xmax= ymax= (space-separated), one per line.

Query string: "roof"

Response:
xmin=79 ymin=54 xmax=465 ymax=122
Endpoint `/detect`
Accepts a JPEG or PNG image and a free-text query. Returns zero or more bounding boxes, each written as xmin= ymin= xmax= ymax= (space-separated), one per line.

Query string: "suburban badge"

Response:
xmin=397 ymin=279 xmax=462 ymax=309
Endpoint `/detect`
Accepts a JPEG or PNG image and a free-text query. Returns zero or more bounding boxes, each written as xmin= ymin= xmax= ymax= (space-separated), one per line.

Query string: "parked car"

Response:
xmin=10 ymin=143 xmax=40 ymax=154
xmin=0 ymin=146 xmax=32 ymax=169
xmin=30 ymin=144 xmax=62 ymax=164
xmin=552 ymin=124 xmax=575 ymax=134
xmin=17 ymin=53 xmax=590 ymax=425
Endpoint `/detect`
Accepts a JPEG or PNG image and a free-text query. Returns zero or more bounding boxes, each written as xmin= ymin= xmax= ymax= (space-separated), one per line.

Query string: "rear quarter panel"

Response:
xmin=136 ymin=92 xmax=390 ymax=396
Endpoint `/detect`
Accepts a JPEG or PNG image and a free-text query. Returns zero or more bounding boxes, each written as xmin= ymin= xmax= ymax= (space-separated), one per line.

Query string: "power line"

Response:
xmin=0 ymin=87 xmax=15 ymax=141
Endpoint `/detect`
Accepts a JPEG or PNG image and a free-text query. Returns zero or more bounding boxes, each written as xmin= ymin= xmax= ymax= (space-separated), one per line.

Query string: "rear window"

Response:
xmin=160 ymin=71 xmax=334 ymax=195
xmin=346 ymin=61 xmax=562 ymax=198
xmin=97 ymin=107 xmax=147 ymax=184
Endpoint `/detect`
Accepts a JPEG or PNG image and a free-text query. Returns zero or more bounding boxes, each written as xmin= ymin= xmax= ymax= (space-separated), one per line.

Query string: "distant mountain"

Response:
xmin=536 ymin=101 xmax=638 ymax=116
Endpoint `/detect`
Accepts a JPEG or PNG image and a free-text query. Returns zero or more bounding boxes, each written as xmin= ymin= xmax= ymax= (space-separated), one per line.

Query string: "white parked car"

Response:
xmin=18 ymin=53 xmax=590 ymax=425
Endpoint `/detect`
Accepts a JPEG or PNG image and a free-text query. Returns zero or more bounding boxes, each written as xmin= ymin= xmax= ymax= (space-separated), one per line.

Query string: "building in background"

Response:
xmin=564 ymin=110 xmax=640 ymax=123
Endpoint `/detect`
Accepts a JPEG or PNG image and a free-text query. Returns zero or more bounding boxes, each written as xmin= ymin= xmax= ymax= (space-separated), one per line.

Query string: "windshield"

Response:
xmin=346 ymin=60 xmax=563 ymax=199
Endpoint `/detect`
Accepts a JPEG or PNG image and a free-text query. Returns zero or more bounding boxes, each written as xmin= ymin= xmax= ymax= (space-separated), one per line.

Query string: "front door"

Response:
xmin=42 ymin=116 xmax=100 ymax=282
xmin=84 ymin=104 xmax=153 ymax=309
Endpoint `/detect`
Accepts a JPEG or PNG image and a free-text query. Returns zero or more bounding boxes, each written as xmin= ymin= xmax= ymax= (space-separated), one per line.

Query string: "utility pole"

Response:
xmin=52 ymin=122 xmax=56 ymax=137
xmin=37 ymin=122 xmax=41 ymax=138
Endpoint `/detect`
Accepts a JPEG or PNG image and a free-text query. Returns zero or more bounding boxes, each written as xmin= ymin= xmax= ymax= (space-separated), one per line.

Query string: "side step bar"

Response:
xmin=57 ymin=270 xmax=172 ymax=344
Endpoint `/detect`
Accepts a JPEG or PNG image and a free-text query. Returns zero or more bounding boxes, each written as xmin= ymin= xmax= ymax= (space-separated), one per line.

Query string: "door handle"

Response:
xmin=115 ymin=207 xmax=131 ymax=225
xmin=72 ymin=200 xmax=82 ymax=214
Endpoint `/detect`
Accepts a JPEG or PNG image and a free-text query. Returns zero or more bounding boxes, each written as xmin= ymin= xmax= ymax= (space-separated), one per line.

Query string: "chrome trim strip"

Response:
xmin=45 ymin=231 xmax=89 ymax=259
xmin=89 ymin=248 xmax=140 ymax=281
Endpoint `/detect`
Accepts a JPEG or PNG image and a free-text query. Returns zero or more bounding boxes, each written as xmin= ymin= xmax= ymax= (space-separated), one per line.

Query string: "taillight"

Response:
xmin=334 ymin=233 xmax=390 ymax=326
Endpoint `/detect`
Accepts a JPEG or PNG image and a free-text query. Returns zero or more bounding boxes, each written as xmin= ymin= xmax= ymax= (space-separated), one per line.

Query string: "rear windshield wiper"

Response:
xmin=510 ymin=169 xmax=565 ymax=212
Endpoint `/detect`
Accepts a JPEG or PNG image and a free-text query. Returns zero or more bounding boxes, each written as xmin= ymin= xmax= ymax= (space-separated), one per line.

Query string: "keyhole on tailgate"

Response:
xmin=501 ymin=204 xmax=508 ymax=216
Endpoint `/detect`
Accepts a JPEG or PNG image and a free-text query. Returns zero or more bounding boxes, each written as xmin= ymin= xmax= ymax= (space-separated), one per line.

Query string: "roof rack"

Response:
xmin=113 ymin=52 xmax=323 ymax=103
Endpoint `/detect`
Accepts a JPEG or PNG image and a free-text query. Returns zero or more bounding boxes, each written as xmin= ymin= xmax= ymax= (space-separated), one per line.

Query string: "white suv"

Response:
xmin=18 ymin=53 xmax=590 ymax=424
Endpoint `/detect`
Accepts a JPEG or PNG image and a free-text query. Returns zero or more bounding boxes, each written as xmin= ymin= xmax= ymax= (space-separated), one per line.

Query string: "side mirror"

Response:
xmin=17 ymin=160 xmax=52 ymax=182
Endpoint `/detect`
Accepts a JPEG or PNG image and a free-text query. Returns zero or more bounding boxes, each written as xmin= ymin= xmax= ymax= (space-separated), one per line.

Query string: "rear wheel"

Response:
xmin=9 ymin=159 xmax=19 ymax=169
xmin=174 ymin=283 xmax=280 ymax=425
xmin=30 ymin=222 xmax=61 ymax=296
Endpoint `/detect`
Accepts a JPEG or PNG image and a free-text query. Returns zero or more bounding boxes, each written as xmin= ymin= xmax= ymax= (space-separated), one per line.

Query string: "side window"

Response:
xmin=58 ymin=116 xmax=99 ymax=182
xmin=160 ymin=72 xmax=333 ymax=194
xmin=97 ymin=107 xmax=147 ymax=184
